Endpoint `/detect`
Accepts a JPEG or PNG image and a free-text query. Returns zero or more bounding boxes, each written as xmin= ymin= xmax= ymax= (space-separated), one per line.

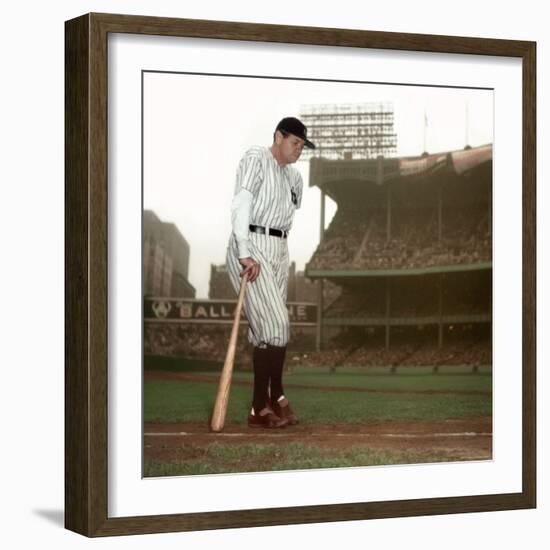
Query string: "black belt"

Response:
xmin=249 ymin=224 xmax=288 ymax=239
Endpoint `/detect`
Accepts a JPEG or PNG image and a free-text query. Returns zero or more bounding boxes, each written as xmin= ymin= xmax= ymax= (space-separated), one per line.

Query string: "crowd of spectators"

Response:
xmin=442 ymin=282 xmax=492 ymax=315
xmin=144 ymin=323 xmax=317 ymax=365
xmin=324 ymin=277 xmax=491 ymax=319
xmin=144 ymin=323 xmax=490 ymax=368
xmin=308 ymin=209 xmax=370 ymax=269
xmin=297 ymin=340 xmax=491 ymax=368
xmin=397 ymin=341 xmax=491 ymax=367
xmin=308 ymin=205 xmax=491 ymax=271
xmin=324 ymin=289 xmax=385 ymax=318
xmin=144 ymin=323 xmax=253 ymax=366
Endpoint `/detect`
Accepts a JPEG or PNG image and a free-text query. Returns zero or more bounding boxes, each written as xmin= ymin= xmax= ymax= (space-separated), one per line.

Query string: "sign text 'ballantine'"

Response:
xmin=144 ymin=298 xmax=317 ymax=325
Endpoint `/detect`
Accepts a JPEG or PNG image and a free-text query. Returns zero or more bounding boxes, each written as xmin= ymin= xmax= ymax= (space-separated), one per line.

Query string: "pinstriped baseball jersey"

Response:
xmin=226 ymin=146 xmax=303 ymax=347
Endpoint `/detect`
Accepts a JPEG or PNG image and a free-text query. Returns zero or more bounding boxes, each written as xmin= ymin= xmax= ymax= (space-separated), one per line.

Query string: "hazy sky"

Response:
xmin=143 ymin=72 xmax=493 ymax=298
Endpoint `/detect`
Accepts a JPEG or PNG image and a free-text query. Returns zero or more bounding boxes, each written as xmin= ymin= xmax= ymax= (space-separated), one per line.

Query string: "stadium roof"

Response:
xmin=309 ymin=143 xmax=493 ymax=189
xmin=306 ymin=262 xmax=492 ymax=280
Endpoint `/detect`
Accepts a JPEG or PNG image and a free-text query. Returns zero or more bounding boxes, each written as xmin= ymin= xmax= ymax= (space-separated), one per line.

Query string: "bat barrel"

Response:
xmin=210 ymin=273 xmax=248 ymax=432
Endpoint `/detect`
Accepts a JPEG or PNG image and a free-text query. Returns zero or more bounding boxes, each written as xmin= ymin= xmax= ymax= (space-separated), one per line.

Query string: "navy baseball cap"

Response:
xmin=275 ymin=117 xmax=315 ymax=149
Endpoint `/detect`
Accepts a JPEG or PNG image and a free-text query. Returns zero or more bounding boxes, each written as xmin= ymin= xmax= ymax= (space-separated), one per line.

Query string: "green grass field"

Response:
xmin=233 ymin=366 xmax=492 ymax=392
xmin=144 ymin=367 xmax=492 ymax=425
xmin=143 ymin=365 xmax=492 ymax=476
xmin=143 ymin=442 xmax=457 ymax=477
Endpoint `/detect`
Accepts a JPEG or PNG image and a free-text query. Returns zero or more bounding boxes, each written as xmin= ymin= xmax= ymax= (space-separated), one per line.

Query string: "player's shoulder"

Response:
xmin=287 ymin=164 xmax=303 ymax=185
xmin=242 ymin=145 xmax=269 ymax=161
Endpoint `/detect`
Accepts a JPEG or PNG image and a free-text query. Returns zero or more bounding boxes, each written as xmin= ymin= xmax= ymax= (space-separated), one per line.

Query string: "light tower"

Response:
xmin=299 ymin=102 xmax=397 ymax=160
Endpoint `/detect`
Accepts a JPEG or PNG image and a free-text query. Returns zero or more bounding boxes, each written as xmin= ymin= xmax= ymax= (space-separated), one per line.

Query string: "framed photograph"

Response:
xmin=65 ymin=12 xmax=536 ymax=537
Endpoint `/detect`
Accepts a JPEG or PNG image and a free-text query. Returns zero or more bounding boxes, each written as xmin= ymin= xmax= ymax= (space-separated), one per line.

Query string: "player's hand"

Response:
xmin=239 ymin=257 xmax=260 ymax=283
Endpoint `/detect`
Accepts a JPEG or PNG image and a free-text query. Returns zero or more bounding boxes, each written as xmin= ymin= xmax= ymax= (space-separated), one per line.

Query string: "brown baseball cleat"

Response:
xmin=271 ymin=397 xmax=299 ymax=425
xmin=248 ymin=407 xmax=288 ymax=429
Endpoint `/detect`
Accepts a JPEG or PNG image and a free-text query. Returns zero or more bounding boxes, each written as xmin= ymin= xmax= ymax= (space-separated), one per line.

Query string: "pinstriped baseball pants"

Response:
xmin=226 ymin=231 xmax=290 ymax=347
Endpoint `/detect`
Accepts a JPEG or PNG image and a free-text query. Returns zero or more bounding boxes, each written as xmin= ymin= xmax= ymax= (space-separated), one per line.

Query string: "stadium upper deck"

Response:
xmin=306 ymin=144 xmax=492 ymax=278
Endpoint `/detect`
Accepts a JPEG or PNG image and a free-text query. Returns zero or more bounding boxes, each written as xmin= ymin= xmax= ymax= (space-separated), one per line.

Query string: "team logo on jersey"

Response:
xmin=290 ymin=188 xmax=298 ymax=205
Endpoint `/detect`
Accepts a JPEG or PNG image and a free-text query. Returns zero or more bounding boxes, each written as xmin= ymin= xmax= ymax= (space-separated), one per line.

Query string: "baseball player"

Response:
xmin=226 ymin=117 xmax=315 ymax=428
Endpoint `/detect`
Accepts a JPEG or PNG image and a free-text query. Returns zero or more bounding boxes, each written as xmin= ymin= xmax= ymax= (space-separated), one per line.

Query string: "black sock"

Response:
xmin=252 ymin=346 xmax=270 ymax=414
xmin=268 ymin=344 xmax=286 ymax=403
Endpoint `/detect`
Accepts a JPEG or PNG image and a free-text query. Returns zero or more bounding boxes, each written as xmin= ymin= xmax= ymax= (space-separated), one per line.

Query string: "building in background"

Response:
xmin=171 ymin=271 xmax=196 ymax=298
xmin=208 ymin=264 xmax=235 ymax=299
xmin=143 ymin=210 xmax=195 ymax=298
xmin=209 ymin=260 xmax=339 ymax=306
xmin=143 ymin=237 xmax=173 ymax=296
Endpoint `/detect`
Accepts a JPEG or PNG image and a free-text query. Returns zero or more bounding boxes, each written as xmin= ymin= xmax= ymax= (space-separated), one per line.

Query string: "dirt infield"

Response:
xmin=144 ymin=417 xmax=492 ymax=463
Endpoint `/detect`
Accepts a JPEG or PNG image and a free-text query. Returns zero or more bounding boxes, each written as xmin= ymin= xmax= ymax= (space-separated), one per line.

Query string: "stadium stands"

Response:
xmin=144 ymin=324 xmax=253 ymax=366
xmin=297 ymin=340 xmax=491 ymax=368
xmin=308 ymin=205 xmax=491 ymax=271
xmin=305 ymin=144 xmax=493 ymax=368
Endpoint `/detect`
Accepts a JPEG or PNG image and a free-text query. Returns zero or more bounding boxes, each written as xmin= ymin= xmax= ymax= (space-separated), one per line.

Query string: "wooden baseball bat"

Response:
xmin=210 ymin=272 xmax=248 ymax=432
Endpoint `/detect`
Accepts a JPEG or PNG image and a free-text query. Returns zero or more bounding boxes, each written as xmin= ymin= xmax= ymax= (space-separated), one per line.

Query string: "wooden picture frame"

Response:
xmin=65 ymin=12 xmax=536 ymax=537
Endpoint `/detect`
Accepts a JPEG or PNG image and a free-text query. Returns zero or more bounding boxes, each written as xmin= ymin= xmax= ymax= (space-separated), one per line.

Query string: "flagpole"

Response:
xmin=423 ymin=110 xmax=428 ymax=154
xmin=465 ymin=99 xmax=470 ymax=147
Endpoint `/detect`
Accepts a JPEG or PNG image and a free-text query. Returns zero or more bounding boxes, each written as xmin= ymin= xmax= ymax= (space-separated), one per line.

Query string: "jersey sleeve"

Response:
xmin=294 ymin=170 xmax=303 ymax=209
xmin=234 ymin=150 xmax=263 ymax=196
xmin=230 ymin=188 xmax=253 ymax=259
